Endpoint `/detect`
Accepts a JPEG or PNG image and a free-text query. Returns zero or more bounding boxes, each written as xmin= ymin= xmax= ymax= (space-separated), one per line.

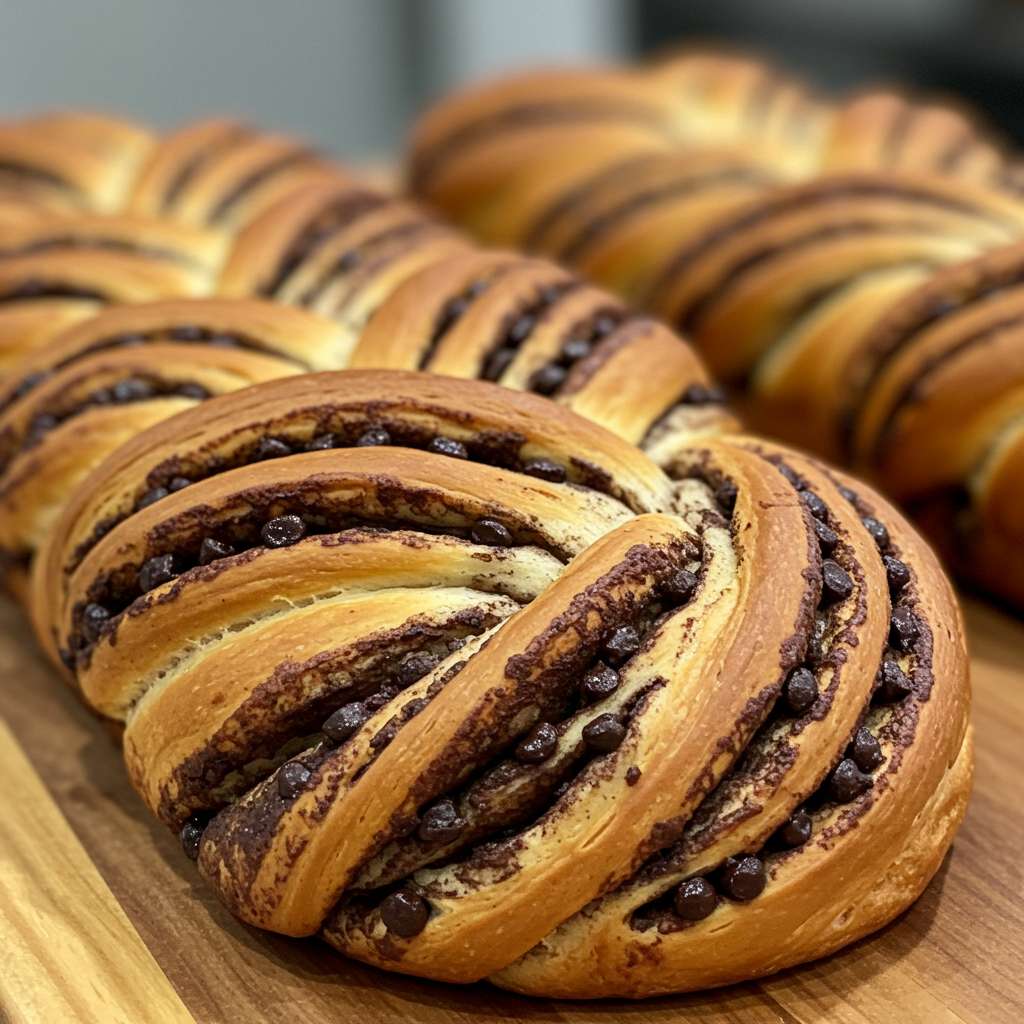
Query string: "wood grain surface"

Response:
xmin=0 ymin=595 xmax=1021 ymax=1024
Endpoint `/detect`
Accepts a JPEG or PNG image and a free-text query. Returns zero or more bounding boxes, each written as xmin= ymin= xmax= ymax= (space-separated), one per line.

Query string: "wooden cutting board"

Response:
xmin=1 ymin=594 xmax=1021 ymax=1024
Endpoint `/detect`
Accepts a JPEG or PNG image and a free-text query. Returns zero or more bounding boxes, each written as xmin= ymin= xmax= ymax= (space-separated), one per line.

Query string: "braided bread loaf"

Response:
xmin=33 ymin=368 xmax=967 ymax=998
xmin=408 ymin=50 xmax=1024 ymax=610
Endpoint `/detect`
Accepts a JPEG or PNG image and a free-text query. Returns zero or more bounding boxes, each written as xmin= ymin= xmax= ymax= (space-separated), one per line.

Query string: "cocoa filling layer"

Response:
xmin=0 ymin=160 xmax=75 ymax=194
xmin=259 ymin=191 xmax=389 ymax=298
xmin=208 ymin=150 xmax=314 ymax=225
xmin=0 ymin=281 xmax=106 ymax=304
xmin=417 ymin=275 xmax=498 ymax=370
xmin=524 ymin=307 xmax=628 ymax=397
xmin=160 ymin=128 xmax=250 ymax=211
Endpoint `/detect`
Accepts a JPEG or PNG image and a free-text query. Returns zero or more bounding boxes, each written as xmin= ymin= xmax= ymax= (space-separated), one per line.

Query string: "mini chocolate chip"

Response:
xmin=364 ymin=686 xmax=399 ymax=713
xmin=168 ymin=476 xmax=191 ymax=492
xmin=428 ymin=436 xmax=468 ymax=460
xmin=515 ymin=722 xmax=558 ymax=764
xmin=417 ymin=799 xmax=465 ymax=843
xmin=255 ymin=436 xmax=292 ymax=460
xmin=821 ymin=559 xmax=854 ymax=603
xmin=356 ymin=427 xmax=391 ymax=447
xmin=715 ymin=480 xmax=738 ymax=513
xmin=176 ymin=382 xmax=209 ymax=400
xmin=875 ymin=659 xmax=912 ymax=703
xmin=81 ymin=603 xmax=110 ymax=643
xmin=592 ymin=314 xmax=618 ymax=336
xmin=582 ymin=713 xmax=626 ymax=753
xmin=277 ymin=761 xmax=311 ymax=799
xmin=529 ymin=364 xmax=567 ymax=395
xmin=171 ymin=325 xmax=204 ymax=341
xmin=850 ymin=727 xmax=884 ymax=772
xmin=889 ymin=606 xmax=919 ymax=651
xmin=138 ymin=553 xmax=177 ymax=592
xmin=813 ymin=518 xmax=838 ymax=554
xmin=776 ymin=809 xmax=812 ymax=848
xmin=508 ymin=314 xmax=535 ymax=343
xmin=522 ymin=458 xmax=566 ymax=483
xmin=137 ymin=486 xmax=168 ymax=509
xmin=396 ymin=652 xmax=439 ymax=687
xmin=198 ymin=537 xmax=234 ymax=565
xmin=307 ymin=432 xmax=336 ymax=451
xmin=783 ymin=666 xmax=818 ymax=715
xmin=838 ymin=484 xmax=858 ymax=502
xmin=721 ymin=855 xmax=766 ymax=901
xmin=112 ymin=378 xmax=154 ymax=402
xmin=88 ymin=387 xmax=113 ymax=405
xmin=322 ymin=701 xmax=369 ymax=743
xmin=261 ymin=514 xmax=305 ymax=548
xmin=674 ymin=877 xmax=717 ymax=921
xmin=604 ymin=624 xmax=641 ymax=666
xmin=471 ymin=518 xmax=513 ymax=546
xmin=801 ymin=490 xmax=829 ymax=520
xmin=663 ymin=568 xmax=698 ymax=603
xmin=560 ymin=337 xmax=592 ymax=362
xmin=482 ymin=347 xmax=515 ymax=381
xmin=580 ymin=662 xmax=620 ymax=703
xmin=179 ymin=815 xmax=206 ymax=861
xmin=883 ymin=555 xmax=911 ymax=593
xmin=625 ymin=766 xmax=641 ymax=786
xmin=380 ymin=890 xmax=430 ymax=938
xmin=862 ymin=516 xmax=890 ymax=549
xmin=828 ymin=758 xmax=872 ymax=803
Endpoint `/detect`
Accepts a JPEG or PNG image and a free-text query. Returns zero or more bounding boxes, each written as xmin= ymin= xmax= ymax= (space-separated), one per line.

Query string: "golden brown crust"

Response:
xmin=33 ymin=372 xmax=967 ymax=998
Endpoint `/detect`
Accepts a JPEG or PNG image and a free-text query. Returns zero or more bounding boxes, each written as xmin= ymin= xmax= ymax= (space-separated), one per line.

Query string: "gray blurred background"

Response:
xmin=2 ymin=0 xmax=1023 ymax=156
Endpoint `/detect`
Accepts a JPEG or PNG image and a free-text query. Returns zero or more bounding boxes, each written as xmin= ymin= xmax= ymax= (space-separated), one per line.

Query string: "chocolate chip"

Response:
xmin=88 ymin=387 xmax=113 ymax=406
xmin=889 ymin=606 xmax=919 ymax=651
xmin=261 ymin=514 xmax=305 ymax=548
xmin=829 ymin=758 xmax=872 ymax=803
xmin=580 ymin=662 xmax=620 ymax=703
xmin=179 ymin=815 xmax=206 ymax=860
xmin=560 ymin=337 xmax=592 ymax=362
xmin=674 ymin=877 xmax=717 ymax=921
xmin=138 ymin=553 xmax=177 ymax=592
xmin=277 ymin=761 xmax=311 ymax=800
xmin=838 ymin=484 xmax=858 ymax=502
xmin=522 ymin=458 xmax=566 ymax=483
xmin=625 ymin=766 xmax=641 ymax=786
xmin=515 ymin=722 xmax=558 ymax=764
xmin=783 ymin=666 xmax=818 ymax=715
xmin=721 ymin=855 xmax=766 ymax=901
xmin=604 ymin=624 xmax=641 ymax=666
xmin=168 ymin=476 xmax=192 ymax=492
xmin=428 ymin=436 xmax=468 ymax=460
xmin=592 ymin=314 xmax=618 ymax=336
xmin=112 ymin=378 xmax=154 ymax=402
xmin=471 ymin=518 xmax=512 ymax=546
xmin=849 ymin=727 xmax=883 ymax=772
xmin=715 ymin=480 xmax=738 ymax=513
xmin=682 ymin=383 xmax=726 ymax=404
xmin=12 ymin=370 xmax=47 ymax=398
xmin=813 ymin=518 xmax=838 ymax=554
xmin=81 ymin=603 xmax=110 ymax=643
xmin=137 ymin=486 xmax=168 ymax=509
xmin=582 ymin=713 xmax=626 ymax=753
xmin=875 ymin=659 xmax=912 ymax=703
xmin=255 ymin=436 xmax=292 ymax=460
xmin=776 ymin=809 xmax=812 ymax=848
xmin=507 ymin=314 xmax=535 ymax=343
xmin=171 ymin=325 xmax=204 ymax=341
xmin=307 ymin=432 xmax=336 ymax=451
xmin=27 ymin=412 xmax=58 ymax=439
xmin=482 ymin=347 xmax=515 ymax=381
xmin=529 ymin=364 xmax=567 ymax=396
xmin=821 ymin=559 xmax=854 ymax=603
xmin=801 ymin=490 xmax=828 ymax=520
xmin=198 ymin=537 xmax=234 ymax=565
xmin=663 ymin=568 xmax=698 ymax=603
xmin=364 ymin=686 xmax=399 ymax=713
xmin=322 ymin=701 xmax=369 ymax=743
xmin=883 ymin=555 xmax=910 ymax=593
xmin=396 ymin=652 xmax=439 ymax=687
xmin=862 ymin=516 xmax=890 ymax=549
xmin=380 ymin=890 xmax=430 ymax=938
xmin=208 ymin=334 xmax=239 ymax=348
xmin=417 ymin=799 xmax=465 ymax=843
xmin=176 ymin=382 xmax=209 ymax=400
xmin=356 ymin=427 xmax=391 ymax=447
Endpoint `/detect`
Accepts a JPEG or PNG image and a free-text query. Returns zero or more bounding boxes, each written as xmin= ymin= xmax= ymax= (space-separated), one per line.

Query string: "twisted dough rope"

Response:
xmin=407 ymin=50 xmax=1024 ymax=610
xmin=31 ymin=369 xmax=967 ymax=997
xmin=0 ymin=122 xmax=726 ymax=612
